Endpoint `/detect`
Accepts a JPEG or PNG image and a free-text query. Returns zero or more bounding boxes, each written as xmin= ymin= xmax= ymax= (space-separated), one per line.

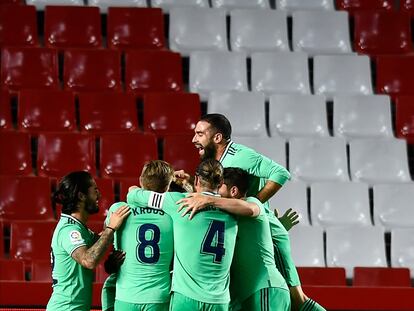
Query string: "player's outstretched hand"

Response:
xmin=173 ymin=170 xmax=194 ymax=192
xmin=104 ymin=250 xmax=126 ymax=274
xmin=176 ymin=193 xmax=211 ymax=220
xmin=107 ymin=205 xmax=131 ymax=231
xmin=277 ymin=208 xmax=299 ymax=231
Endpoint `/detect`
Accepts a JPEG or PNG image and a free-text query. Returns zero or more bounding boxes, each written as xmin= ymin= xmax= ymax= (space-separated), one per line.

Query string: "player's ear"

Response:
xmin=230 ymin=186 xmax=239 ymax=198
xmin=77 ymin=191 xmax=86 ymax=202
xmin=213 ymin=132 xmax=223 ymax=144
xmin=139 ymin=175 xmax=144 ymax=188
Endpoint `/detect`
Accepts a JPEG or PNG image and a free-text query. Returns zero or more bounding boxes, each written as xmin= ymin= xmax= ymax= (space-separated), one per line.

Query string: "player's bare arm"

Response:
xmin=256 ymin=180 xmax=282 ymax=203
xmin=72 ymin=205 xmax=130 ymax=269
xmin=173 ymin=170 xmax=194 ymax=192
xmin=177 ymin=193 xmax=260 ymax=220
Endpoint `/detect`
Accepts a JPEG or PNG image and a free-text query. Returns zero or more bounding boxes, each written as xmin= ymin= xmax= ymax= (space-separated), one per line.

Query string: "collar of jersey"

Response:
xmin=219 ymin=140 xmax=234 ymax=163
xmin=201 ymin=191 xmax=220 ymax=197
xmin=61 ymin=213 xmax=88 ymax=229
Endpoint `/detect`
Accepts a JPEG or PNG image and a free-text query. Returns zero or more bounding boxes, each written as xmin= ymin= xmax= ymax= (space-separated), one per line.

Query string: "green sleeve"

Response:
xmin=126 ymin=187 xmax=151 ymax=207
xmin=58 ymin=225 xmax=88 ymax=256
xmin=238 ymin=148 xmax=290 ymax=186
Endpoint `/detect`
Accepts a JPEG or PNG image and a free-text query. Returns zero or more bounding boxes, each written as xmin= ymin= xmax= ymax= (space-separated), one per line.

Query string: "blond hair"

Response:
xmin=140 ymin=160 xmax=174 ymax=192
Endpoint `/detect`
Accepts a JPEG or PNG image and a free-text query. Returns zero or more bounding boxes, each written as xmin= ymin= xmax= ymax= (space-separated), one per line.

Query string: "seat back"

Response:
xmin=0 ymin=91 xmax=12 ymax=131
xmin=212 ymin=0 xmax=269 ymax=9
xmin=391 ymin=228 xmax=414 ymax=277
xmin=0 ymin=259 xmax=25 ymax=280
xmin=289 ymin=226 xmax=325 ymax=266
xmin=0 ymin=132 xmax=32 ymax=175
xmin=88 ymin=0 xmax=146 ymax=13
xmin=276 ymin=0 xmax=335 ymax=13
xmin=163 ymin=135 xmax=200 ymax=175
xmin=31 ymin=260 xmax=52 ymax=282
xmin=297 ymin=267 xmax=347 ymax=286
xmin=353 ymin=267 xmax=411 ymax=287
xmin=395 ymin=96 xmax=414 ymax=144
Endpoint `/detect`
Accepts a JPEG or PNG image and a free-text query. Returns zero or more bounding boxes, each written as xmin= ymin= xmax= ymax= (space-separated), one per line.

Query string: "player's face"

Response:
xmin=218 ymin=183 xmax=232 ymax=198
xmin=84 ymin=179 xmax=100 ymax=215
xmin=192 ymin=121 xmax=218 ymax=160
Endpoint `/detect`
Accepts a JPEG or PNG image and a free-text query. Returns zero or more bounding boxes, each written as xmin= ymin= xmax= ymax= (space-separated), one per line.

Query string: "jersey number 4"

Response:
xmin=201 ymin=220 xmax=226 ymax=264
xmin=136 ymin=223 xmax=160 ymax=264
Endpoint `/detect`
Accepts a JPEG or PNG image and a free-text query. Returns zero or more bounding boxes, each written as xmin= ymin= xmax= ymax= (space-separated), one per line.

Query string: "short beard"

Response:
xmin=201 ymin=142 xmax=217 ymax=160
xmin=85 ymin=199 xmax=99 ymax=215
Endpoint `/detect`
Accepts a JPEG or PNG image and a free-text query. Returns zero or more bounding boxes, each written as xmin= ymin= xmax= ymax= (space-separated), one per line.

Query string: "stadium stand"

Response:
xmin=0 ymin=259 xmax=25 ymax=280
xmin=298 ymin=267 xmax=347 ymax=286
xmin=391 ymin=228 xmax=414 ymax=277
xmin=31 ymin=260 xmax=52 ymax=282
xmin=0 ymin=90 xmax=12 ymax=131
xmin=336 ymin=0 xmax=394 ymax=14
xmin=395 ymin=95 xmax=414 ymax=144
xmin=0 ymin=131 xmax=32 ymax=176
xmin=88 ymin=0 xmax=146 ymax=13
xmin=289 ymin=226 xmax=325 ymax=266
xmin=211 ymin=0 xmax=269 ymax=9
xmin=26 ymin=0 xmax=83 ymax=11
xmin=276 ymin=0 xmax=335 ymax=13
xmin=353 ymin=267 xmax=412 ymax=287
xmin=163 ymin=134 xmax=200 ymax=174
xmin=151 ymin=0 xmax=208 ymax=12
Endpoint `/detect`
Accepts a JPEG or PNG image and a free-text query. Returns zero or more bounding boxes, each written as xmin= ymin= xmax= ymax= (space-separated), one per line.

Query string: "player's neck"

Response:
xmin=215 ymin=142 xmax=228 ymax=161
xmin=71 ymin=209 xmax=89 ymax=226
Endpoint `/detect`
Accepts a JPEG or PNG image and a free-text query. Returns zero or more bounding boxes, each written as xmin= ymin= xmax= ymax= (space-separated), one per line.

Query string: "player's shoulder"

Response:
xmin=56 ymin=214 xmax=87 ymax=240
xmin=245 ymin=196 xmax=267 ymax=217
xmin=108 ymin=201 xmax=127 ymax=213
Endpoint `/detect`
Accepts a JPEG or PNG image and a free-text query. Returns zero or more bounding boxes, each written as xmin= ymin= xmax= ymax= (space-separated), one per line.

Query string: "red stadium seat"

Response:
xmin=376 ymin=56 xmax=414 ymax=100
xmin=354 ymin=11 xmax=412 ymax=55
xmin=0 ymin=4 xmax=38 ymax=47
xmin=0 ymin=90 xmax=12 ymax=131
xmin=353 ymin=267 xmax=411 ymax=287
xmin=118 ymin=178 xmax=139 ymax=202
xmin=0 ymin=132 xmax=32 ymax=175
xmin=88 ymin=178 xmax=115 ymax=223
xmin=79 ymin=92 xmax=138 ymax=133
xmin=0 ymin=47 xmax=59 ymax=92
xmin=100 ymin=133 xmax=158 ymax=178
xmin=0 ymin=176 xmax=54 ymax=221
xmin=10 ymin=221 xmax=56 ymax=261
xmin=401 ymin=0 xmax=414 ymax=15
xmin=107 ymin=7 xmax=165 ymax=50
xmin=297 ymin=267 xmax=347 ymax=286
xmin=336 ymin=0 xmax=394 ymax=14
xmin=18 ymin=90 xmax=76 ymax=133
xmin=31 ymin=260 xmax=51 ymax=282
xmin=143 ymin=92 xmax=200 ymax=137
xmin=0 ymin=221 xmax=3 ymax=257
xmin=44 ymin=6 xmax=102 ymax=49
xmin=164 ymin=135 xmax=200 ymax=174
xmin=63 ymin=49 xmax=122 ymax=92
xmin=125 ymin=50 xmax=183 ymax=96
xmin=395 ymin=96 xmax=414 ymax=144
xmin=0 ymin=259 xmax=25 ymax=280
xmin=95 ymin=263 xmax=109 ymax=283
xmin=37 ymin=132 xmax=96 ymax=178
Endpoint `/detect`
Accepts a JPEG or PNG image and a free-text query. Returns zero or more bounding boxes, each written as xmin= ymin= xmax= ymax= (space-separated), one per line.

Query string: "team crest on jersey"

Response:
xmin=69 ymin=230 xmax=83 ymax=245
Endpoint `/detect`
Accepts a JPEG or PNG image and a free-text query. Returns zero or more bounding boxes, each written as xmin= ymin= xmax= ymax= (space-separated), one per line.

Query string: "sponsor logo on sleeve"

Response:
xmin=69 ymin=230 xmax=84 ymax=245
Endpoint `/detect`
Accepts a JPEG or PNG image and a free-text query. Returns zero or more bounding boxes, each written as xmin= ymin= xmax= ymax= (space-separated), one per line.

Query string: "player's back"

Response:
xmin=107 ymin=201 xmax=173 ymax=304
xmin=153 ymin=191 xmax=238 ymax=304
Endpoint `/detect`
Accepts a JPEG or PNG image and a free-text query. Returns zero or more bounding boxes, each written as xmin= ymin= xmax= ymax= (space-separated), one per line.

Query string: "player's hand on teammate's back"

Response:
xmin=107 ymin=205 xmax=131 ymax=231
xmin=276 ymin=208 xmax=299 ymax=231
xmin=104 ymin=250 xmax=126 ymax=274
xmin=177 ymin=193 xmax=212 ymax=220
xmin=173 ymin=170 xmax=194 ymax=192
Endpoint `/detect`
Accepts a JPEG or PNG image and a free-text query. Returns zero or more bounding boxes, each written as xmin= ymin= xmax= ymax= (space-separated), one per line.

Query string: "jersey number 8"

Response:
xmin=136 ymin=223 xmax=161 ymax=264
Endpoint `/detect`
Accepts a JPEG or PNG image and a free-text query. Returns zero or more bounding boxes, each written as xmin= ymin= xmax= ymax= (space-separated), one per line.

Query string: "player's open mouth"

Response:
xmin=195 ymin=144 xmax=204 ymax=155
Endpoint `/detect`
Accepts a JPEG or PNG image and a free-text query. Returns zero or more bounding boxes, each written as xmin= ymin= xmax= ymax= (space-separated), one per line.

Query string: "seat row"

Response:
xmin=290 ymin=226 xmax=414 ymax=278
xmin=2 ymin=5 xmax=413 ymax=57
xmin=270 ymin=180 xmax=414 ymax=230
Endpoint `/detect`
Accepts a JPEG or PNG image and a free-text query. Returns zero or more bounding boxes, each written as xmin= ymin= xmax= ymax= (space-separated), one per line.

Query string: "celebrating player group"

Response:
xmin=46 ymin=114 xmax=326 ymax=311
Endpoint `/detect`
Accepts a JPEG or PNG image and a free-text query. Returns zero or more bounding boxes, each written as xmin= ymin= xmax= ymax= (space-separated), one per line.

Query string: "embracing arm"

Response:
xmin=256 ymin=180 xmax=283 ymax=204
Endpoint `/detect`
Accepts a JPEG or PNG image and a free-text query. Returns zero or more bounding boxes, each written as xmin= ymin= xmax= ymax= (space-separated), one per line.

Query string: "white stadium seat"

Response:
xmin=151 ymin=0 xmax=208 ymax=12
xmin=211 ymin=0 xmax=269 ymax=9
xmin=269 ymin=94 xmax=329 ymax=138
xmin=290 ymin=226 xmax=325 ymax=266
xmin=391 ymin=228 xmax=414 ymax=277
xmin=27 ymin=0 xmax=83 ymax=10
xmin=276 ymin=0 xmax=334 ymax=14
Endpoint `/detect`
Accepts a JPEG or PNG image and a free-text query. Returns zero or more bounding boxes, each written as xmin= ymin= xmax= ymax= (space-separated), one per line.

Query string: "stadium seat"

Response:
xmin=0 ymin=222 xmax=3 ymax=257
xmin=269 ymin=94 xmax=329 ymax=138
xmin=125 ymin=50 xmax=183 ymax=96
xmin=310 ymin=182 xmax=371 ymax=228
xmin=292 ymin=11 xmax=352 ymax=55
xmin=289 ymin=137 xmax=349 ymax=183
xmin=107 ymin=7 xmax=165 ymax=50
xmin=231 ymin=136 xmax=286 ymax=168
xmin=297 ymin=267 xmax=347 ymax=286
xmin=31 ymin=260 xmax=51 ymax=282
xmin=230 ymin=9 xmax=289 ymax=54
xmin=399 ymin=0 xmax=414 ymax=15
xmin=391 ymin=228 xmax=414 ymax=277
xmin=251 ymin=52 xmax=310 ymax=98
xmin=0 ymin=259 xmax=25 ymax=280
xmin=0 ymin=132 xmax=32 ymax=175
xmin=208 ymin=91 xmax=267 ymax=137
xmin=1 ymin=47 xmax=59 ymax=92
xmin=373 ymin=183 xmax=414 ymax=230
xmin=151 ymin=0 xmax=208 ymax=12
xmin=349 ymin=138 xmax=411 ymax=184
xmin=37 ymin=133 xmax=96 ymax=178
xmin=169 ymin=8 xmax=227 ymax=56
xmin=354 ymin=11 xmax=412 ymax=56
xmin=376 ymin=56 xmax=414 ymax=100
xmin=119 ymin=178 xmax=139 ymax=202
xmin=353 ymin=267 xmax=411 ymax=287
xmin=88 ymin=0 xmax=146 ymax=13
xmin=26 ymin=0 xmax=83 ymax=10
xmin=267 ymin=180 xmax=309 ymax=226
xmin=326 ymin=226 xmax=387 ymax=278
xmin=395 ymin=96 xmax=414 ymax=144
xmin=211 ymin=0 xmax=269 ymax=9
xmin=95 ymin=263 xmax=109 ymax=283
xmin=63 ymin=49 xmax=122 ymax=92
xmin=0 ymin=176 xmax=54 ymax=221
xmin=289 ymin=226 xmax=325 ymax=266
xmin=336 ymin=0 xmax=394 ymax=15
xmin=0 ymin=91 xmax=12 ymax=131
xmin=10 ymin=221 xmax=56 ymax=261
xmin=0 ymin=4 xmax=38 ymax=47
xmin=143 ymin=92 xmax=200 ymax=137
xmin=79 ymin=92 xmax=138 ymax=134
xmin=276 ymin=0 xmax=335 ymax=13
xmin=18 ymin=90 xmax=76 ymax=133
xmin=314 ymin=55 xmax=373 ymax=101
xmin=163 ymin=134 xmax=200 ymax=174
xmin=100 ymin=133 xmax=158 ymax=179
xmin=333 ymin=95 xmax=393 ymax=140
xmin=189 ymin=51 xmax=248 ymax=101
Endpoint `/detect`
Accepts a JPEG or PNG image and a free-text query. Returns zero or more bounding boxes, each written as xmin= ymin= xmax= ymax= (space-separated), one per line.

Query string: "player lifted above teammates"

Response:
xmin=127 ymin=159 xmax=238 ymax=311
xmin=47 ymin=171 xmax=130 ymax=311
